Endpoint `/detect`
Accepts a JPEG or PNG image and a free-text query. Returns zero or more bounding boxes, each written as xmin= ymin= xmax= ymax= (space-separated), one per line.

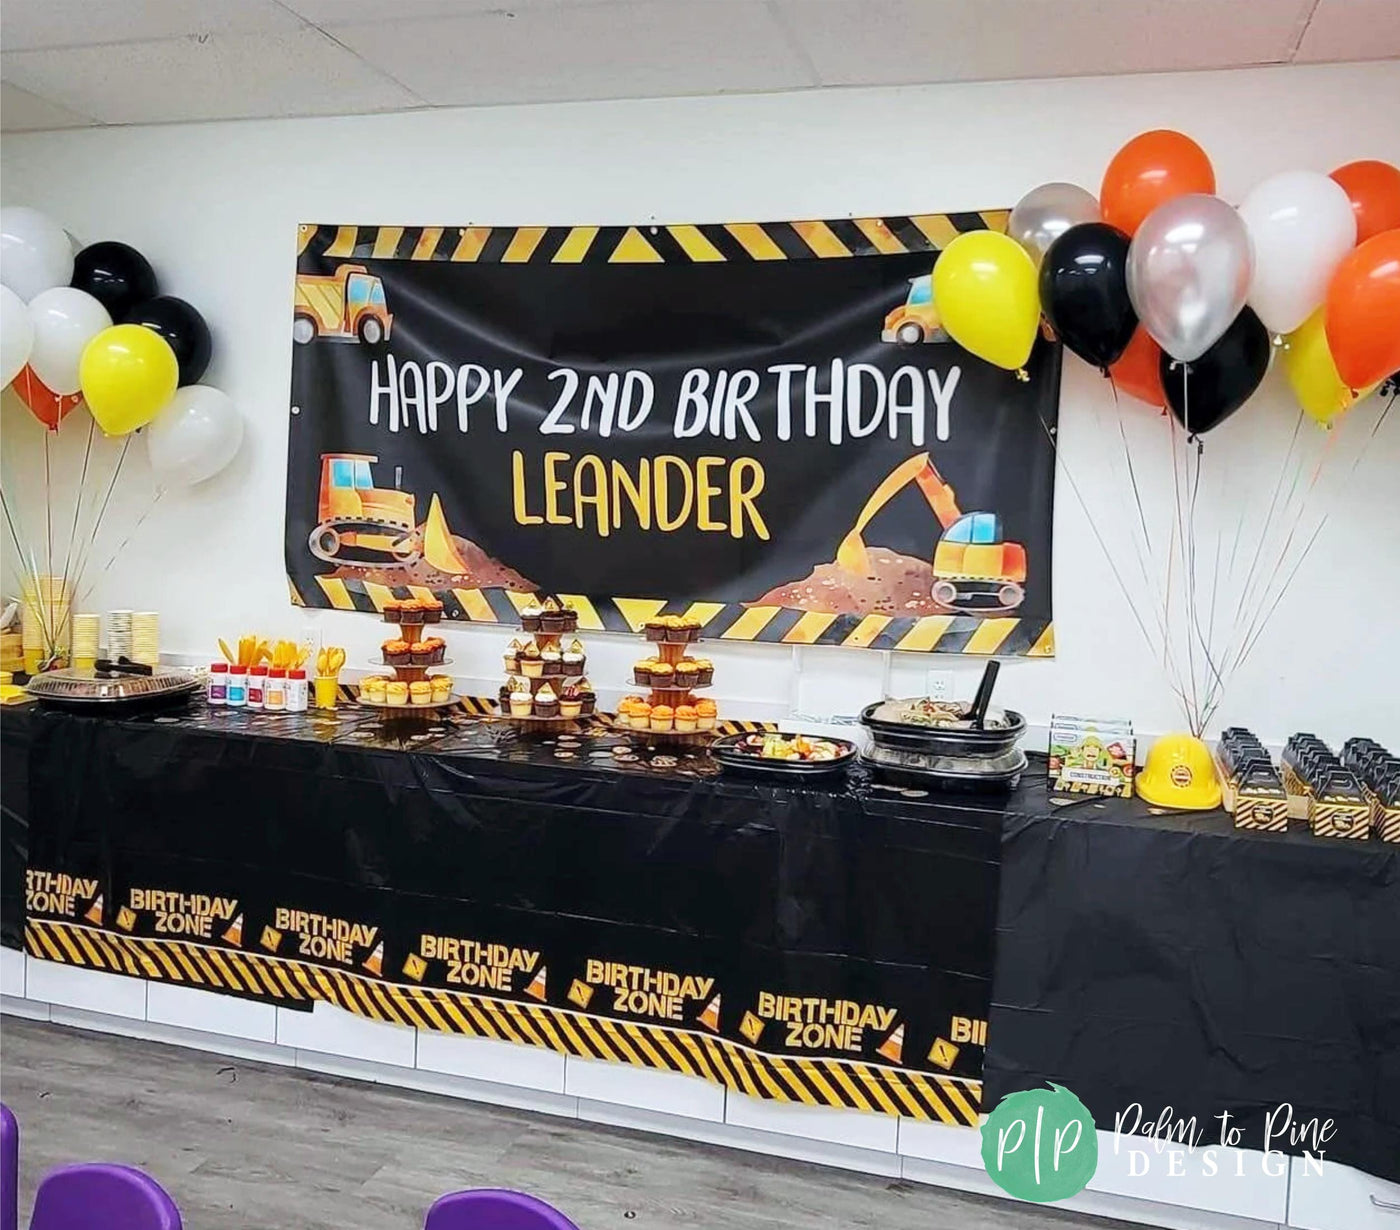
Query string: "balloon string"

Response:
xmin=82 ymin=486 xmax=166 ymax=606
xmin=56 ymin=416 xmax=98 ymax=643
xmin=66 ymin=434 xmax=133 ymax=603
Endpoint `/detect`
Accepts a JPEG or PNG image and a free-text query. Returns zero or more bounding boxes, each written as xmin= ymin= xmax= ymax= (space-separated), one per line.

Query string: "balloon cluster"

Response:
xmin=0 ymin=207 xmax=243 ymax=486
xmin=992 ymin=135 xmax=1400 ymax=434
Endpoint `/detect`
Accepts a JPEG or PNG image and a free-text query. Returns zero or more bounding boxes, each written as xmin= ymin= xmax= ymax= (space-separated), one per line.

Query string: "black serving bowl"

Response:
xmin=859 ymin=700 xmax=1026 ymax=759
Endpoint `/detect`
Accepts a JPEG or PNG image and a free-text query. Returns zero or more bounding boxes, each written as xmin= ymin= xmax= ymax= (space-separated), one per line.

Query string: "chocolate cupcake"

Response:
xmin=695 ymin=659 xmax=714 ymax=686
xmin=644 ymin=619 xmax=667 ymax=642
xmin=383 ymin=639 xmax=412 ymax=666
xmin=664 ymin=616 xmax=691 ymax=643
xmin=420 ymin=597 xmax=444 ymax=624
xmin=520 ymin=601 xmax=544 ymax=632
xmin=542 ymin=648 xmax=564 ymax=676
xmin=578 ymin=679 xmax=597 ymax=716
xmin=633 ymin=660 xmax=652 ymax=686
xmin=533 ymin=683 xmax=559 ymax=718
xmin=399 ymin=601 xmax=425 ymax=626
xmin=410 ymin=641 xmax=434 ymax=666
xmin=674 ymin=660 xmax=699 ymax=688
xmin=382 ymin=601 xmax=402 ymax=623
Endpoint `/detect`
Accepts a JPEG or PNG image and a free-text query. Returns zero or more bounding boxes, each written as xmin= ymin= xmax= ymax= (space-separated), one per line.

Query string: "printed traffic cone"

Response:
xmin=363 ymin=941 xmax=384 ymax=977
xmin=876 ymin=1022 xmax=905 ymax=1064
xmin=698 ymin=994 xmax=721 ymax=1032
xmin=524 ymin=965 xmax=548 ymax=1001
xmin=84 ymin=895 xmax=104 ymax=926
xmin=222 ymin=914 xmax=244 ymax=947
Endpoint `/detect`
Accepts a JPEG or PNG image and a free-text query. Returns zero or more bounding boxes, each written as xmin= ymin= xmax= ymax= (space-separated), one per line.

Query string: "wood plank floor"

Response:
xmin=0 ymin=1019 xmax=1131 ymax=1229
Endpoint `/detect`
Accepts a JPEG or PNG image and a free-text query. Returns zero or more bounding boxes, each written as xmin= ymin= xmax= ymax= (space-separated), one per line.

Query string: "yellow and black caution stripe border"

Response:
xmin=26 ymin=918 xmax=979 ymax=1126
xmin=291 ymin=577 xmax=1054 ymax=658
xmin=298 ymin=212 xmax=1010 ymax=267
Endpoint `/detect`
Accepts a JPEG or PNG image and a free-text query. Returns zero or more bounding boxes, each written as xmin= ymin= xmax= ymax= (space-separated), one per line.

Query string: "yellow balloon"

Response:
xmin=78 ymin=324 xmax=179 ymax=436
xmin=1282 ymin=308 xmax=1377 ymax=428
xmin=932 ymin=230 xmax=1041 ymax=374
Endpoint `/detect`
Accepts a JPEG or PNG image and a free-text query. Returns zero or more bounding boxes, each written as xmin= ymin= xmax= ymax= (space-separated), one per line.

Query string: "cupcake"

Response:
xmin=674 ymin=659 xmax=699 ymax=687
xmin=399 ymin=600 xmax=425 ymax=626
xmin=578 ymin=679 xmax=597 ymax=716
xmin=631 ymin=700 xmax=652 ymax=730
xmin=541 ymin=647 xmax=564 ymax=676
xmin=498 ymin=681 xmax=512 ymax=708
xmin=675 ymin=704 xmax=698 ymax=733
xmin=650 ymin=662 xmax=675 ymax=688
xmin=559 ymin=686 xmax=582 ymax=720
xmin=695 ymin=658 xmax=714 ymax=686
xmin=520 ymin=641 xmax=543 ymax=677
xmin=533 ymin=683 xmax=559 ymax=718
xmin=520 ymin=601 xmax=544 ymax=632
xmin=382 ymin=639 xmax=411 ymax=666
xmin=430 ymin=674 xmax=452 ymax=702
xmin=651 ymin=704 xmax=675 ymax=732
xmin=503 ymin=637 xmax=524 ymax=674
xmin=665 ymin=615 xmax=691 ymax=643
xmin=695 ymin=699 xmax=718 ymax=731
xmin=420 ymin=597 xmax=444 ymax=623
xmin=509 ymin=681 xmax=533 ymax=717
xmin=633 ymin=659 xmax=653 ymax=686
xmin=410 ymin=639 xmax=437 ymax=666
xmin=540 ymin=597 xmax=568 ymax=634
xmin=382 ymin=601 xmax=402 ymax=623
xmin=386 ymin=681 xmax=409 ymax=706
xmin=409 ymin=680 xmax=432 ymax=704
xmin=644 ymin=618 xmax=667 ymax=642
xmin=562 ymin=638 xmax=585 ymax=675
xmin=362 ymin=678 xmax=388 ymax=703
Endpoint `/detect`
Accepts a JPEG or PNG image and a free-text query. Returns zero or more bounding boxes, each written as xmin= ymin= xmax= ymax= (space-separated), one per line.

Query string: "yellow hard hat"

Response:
xmin=1137 ymin=733 xmax=1222 ymax=810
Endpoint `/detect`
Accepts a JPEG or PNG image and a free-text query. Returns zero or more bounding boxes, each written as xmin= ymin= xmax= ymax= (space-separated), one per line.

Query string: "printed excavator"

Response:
xmin=308 ymin=454 xmax=471 ymax=577
xmin=836 ymin=453 xmax=1027 ymax=613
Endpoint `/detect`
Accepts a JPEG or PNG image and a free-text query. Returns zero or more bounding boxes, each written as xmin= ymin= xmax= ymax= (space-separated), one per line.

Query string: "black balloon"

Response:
xmin=70 ymin=241 xmax=158 ymax=322
xmin=126 ymin=296 xmax=211 ymax=386
xmin=1161 ymin=307 xmax=1271 ymax=435
xmin=1039 ymin=222 xmax=1137 ymax=369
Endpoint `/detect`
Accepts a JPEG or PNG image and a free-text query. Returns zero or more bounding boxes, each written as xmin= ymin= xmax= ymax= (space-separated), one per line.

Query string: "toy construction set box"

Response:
xmin=1047 ymin=715 xmax=1135 ymax=798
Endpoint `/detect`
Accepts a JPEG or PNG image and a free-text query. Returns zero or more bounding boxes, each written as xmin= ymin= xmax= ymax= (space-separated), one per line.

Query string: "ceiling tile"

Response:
xmin=1294 ymin=0 xmax=1400 ymax=62
xmin=286 ymin=0 xmax=609 ymax=20
xmin=0 ymin=28 xmax=420 ymax=126
xmin=778 ymin=0 xmax=1316 ymax=85
xmin=326 ymin=0 xmax=816 ymax=107
xmin=0 ymin=0 xmax=300 ymax=52
xmin=0 ymin=80 xmax=94 ymax=130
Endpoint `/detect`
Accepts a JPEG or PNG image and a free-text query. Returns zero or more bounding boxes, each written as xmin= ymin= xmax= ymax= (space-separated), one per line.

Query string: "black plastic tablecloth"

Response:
xmin=2 ymin=702 xmax=1396 ymax=1181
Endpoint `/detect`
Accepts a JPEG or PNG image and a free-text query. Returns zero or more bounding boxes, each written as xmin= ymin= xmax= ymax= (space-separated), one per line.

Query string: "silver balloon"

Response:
xmin=1007 ymin=182 xmax=1101 ymax=266
xmin=1126 ymin=194 xmax=1254 ymax=363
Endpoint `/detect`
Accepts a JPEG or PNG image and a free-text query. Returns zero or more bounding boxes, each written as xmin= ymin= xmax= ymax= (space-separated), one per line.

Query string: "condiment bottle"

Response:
xmin=208 ymin=661 xmax=228 ymax=706
xmin=286 ymin=668 xmax=308 ymax=712
xmin=265 ymin=667 xmax=287 ymax=712
xmin=227 ymin=665 xmax=247 ymax=708
xmin=247 ymin=664 xmax=267 ymax=710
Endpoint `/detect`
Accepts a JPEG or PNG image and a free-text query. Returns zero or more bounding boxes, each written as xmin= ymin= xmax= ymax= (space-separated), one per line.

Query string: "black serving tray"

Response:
xmin=709 ymin=731 xmax=857 ymax=778
xmin=860 ymin=700 xmax=1026 ymax=757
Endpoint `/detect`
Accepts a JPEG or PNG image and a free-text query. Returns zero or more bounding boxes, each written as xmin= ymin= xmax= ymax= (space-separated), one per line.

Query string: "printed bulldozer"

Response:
xmin=836 ymin=453 xmax=1027 ymax=613
xmin=308 ymin=454 xmax=470 ymax=577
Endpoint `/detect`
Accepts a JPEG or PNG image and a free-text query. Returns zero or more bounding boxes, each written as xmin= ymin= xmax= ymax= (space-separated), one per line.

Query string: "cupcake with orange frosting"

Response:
xmin=695 ymin=699 xmax=718 ymax=731
xmin=651 ymin=704 xmax=675 ymax=732
xmin=675 ymin=704 xmax=698 ymax=732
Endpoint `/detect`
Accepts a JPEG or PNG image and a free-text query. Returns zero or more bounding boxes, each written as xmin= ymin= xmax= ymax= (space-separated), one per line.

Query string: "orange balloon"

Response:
xmin=1100 ymin=130 xmax=1215 ymax=236
xmin=1325 ymin=228 xmax=1400 ymax=390
xmin=1330 ymin=160 xmax=1400 ymax=244
xmin=1110 ymin=324 xmax=1166 ymax=408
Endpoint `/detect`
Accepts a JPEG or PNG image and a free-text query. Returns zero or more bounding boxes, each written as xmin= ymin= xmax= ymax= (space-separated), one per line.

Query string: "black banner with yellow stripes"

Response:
xmin=286 ymin=213 xmax=1060 ymax=655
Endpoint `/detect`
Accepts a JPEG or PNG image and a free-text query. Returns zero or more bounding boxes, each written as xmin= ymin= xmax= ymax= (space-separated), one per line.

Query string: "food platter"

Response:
xmin=709 ymin=731 xmax=858 ymax=777
xmin=860 ymin=698 xmax=1025 ymax=757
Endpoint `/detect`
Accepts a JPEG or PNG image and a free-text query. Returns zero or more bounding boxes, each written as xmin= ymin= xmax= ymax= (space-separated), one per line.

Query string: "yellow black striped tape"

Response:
xmin=295 ymin=576 xmax=1053 ymax=657
xmin=298 ymin=212 xmax=1011 ymax=266
xmin=26 ymin=919 xmax=978 ymax=1125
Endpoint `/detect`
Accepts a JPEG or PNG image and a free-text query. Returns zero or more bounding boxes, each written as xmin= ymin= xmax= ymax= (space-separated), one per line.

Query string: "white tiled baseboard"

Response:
xmin=3 ymin=949 xmax=1362 ymax=1230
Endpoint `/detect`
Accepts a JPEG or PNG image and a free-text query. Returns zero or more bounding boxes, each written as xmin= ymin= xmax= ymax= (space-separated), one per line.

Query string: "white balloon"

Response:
xmin=0 ymin=206 xmax=74 ymax=303
xmin=1 ymin=285 xmax=34 ymax=388
xmin=145 ymin=385 xmax=244 ymax=486
xmin=27 ymin=287 xmax=112 ymax=395
xmin=1239 ymin=171 xmax=1357 ymax=336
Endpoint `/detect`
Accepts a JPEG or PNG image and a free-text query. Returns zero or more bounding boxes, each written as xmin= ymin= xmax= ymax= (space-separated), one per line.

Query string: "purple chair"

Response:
xmin=424 ymin=1189 xmax=579 ymax=1230
xmin=29 ymin=1164 xmax=181 ymax=1230
xmin=1 ymin=1103 xmax=17 ymax=1230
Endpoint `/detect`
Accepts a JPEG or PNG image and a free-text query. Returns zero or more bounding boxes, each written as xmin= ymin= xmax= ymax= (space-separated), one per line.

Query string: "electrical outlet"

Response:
xmin=926 ymin=669 xmax=953 ymax=700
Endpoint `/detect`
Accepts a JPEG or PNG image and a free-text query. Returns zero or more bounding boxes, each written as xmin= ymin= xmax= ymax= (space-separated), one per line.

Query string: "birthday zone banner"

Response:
xmin=285 ymin=214 xmax=1061 ymax=655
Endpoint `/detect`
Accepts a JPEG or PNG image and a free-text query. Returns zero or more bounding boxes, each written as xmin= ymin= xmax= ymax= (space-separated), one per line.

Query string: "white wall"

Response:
xmin=3 ymin=60 xmax=1398 ymax=748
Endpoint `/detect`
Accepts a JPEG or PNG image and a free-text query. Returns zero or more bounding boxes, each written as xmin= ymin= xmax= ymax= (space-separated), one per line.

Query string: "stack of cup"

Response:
xmin=71 ymin=614 xmax=100 ymax=672
xmin=107 ymin=610 xmax=133 ymax=662
xmin=132 ymin=612 xmax=160 ymax=667
xmin=22 ymin=575 xmax=72 ymax=673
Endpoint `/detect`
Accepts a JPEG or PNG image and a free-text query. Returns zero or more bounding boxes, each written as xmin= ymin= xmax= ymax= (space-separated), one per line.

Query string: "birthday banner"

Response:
xmin=285 ymin=213 xmax=1061 ymax=655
